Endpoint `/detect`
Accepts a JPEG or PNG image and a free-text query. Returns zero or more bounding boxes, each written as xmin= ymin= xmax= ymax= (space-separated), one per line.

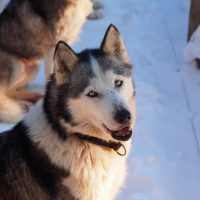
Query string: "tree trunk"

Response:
xmin=188 ymin=0 xmax=200 ymax=68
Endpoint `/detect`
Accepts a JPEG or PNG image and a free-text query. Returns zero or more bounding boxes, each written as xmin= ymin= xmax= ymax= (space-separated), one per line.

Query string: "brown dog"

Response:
xmin=0 ymin=0 xmax=92 ymax=123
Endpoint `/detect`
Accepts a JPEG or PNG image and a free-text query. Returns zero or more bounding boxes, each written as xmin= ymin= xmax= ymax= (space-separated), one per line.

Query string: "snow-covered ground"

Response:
xmin=1 ymin=0 xmax=200 ymax=199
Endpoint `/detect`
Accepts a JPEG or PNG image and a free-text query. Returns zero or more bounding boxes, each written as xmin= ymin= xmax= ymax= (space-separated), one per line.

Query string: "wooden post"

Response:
xmin=188 ymin=0 xmax=200 ymax=68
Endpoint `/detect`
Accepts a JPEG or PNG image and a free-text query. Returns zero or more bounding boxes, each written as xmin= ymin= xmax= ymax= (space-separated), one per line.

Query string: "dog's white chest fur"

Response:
xmin=63 ymin=138 xmax=129 ymax=200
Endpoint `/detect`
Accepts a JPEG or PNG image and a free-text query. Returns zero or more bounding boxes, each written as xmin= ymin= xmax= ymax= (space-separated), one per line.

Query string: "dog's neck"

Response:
xmin=43 ymin=77 xmax=72 ymax=140
xmin=75 ymin=133 xmax=127 ymax=156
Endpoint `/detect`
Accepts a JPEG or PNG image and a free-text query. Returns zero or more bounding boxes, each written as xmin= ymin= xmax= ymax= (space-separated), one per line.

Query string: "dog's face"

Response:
xmin=53 ymin=25 xmax=136 ymax=141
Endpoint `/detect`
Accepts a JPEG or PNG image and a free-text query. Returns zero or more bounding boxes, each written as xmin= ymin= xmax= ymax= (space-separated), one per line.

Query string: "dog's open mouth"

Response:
xmin=103 ymin=124 xmax=132 ymax=141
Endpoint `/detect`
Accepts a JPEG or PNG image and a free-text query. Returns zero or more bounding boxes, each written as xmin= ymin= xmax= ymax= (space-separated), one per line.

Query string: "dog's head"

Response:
xmin=49 ymin=24 xmax=136 ymax=141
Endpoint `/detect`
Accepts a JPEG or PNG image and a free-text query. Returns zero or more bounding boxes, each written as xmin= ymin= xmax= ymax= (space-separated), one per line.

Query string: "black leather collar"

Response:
xmin=75 ymin=133 xmax=126 ymax=156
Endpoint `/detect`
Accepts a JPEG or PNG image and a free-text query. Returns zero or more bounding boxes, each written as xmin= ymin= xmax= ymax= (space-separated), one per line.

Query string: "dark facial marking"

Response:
xmin=90 ymin=49 xmax=132 ymax=77
xmin=67 ymin=50 xmax=96 ymax=98
xmin=43 ymin=75 xmax=71 ymax=140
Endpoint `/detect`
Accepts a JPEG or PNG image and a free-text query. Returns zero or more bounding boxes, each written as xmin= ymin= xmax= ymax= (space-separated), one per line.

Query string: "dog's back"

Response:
xmin=0 ymin=0 xmax=92 ymax=59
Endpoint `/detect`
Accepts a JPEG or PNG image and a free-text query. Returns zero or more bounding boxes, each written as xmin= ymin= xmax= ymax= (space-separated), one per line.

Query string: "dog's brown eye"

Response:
xmin=87 ymin=90 xmax=98 ymax=97
xmin=115 ymin=80 xmax=123 ymax=88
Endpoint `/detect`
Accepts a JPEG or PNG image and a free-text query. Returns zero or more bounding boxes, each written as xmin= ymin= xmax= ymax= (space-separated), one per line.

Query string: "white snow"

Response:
xmin=1 ymin=0 xmax=200 ymax=199
xmin=184 ymin=25 xmax=200 ymax=62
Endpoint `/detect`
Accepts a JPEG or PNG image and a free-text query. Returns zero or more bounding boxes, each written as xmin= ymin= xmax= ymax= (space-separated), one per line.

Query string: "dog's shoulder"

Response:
xmin=0 ymin=122 xmax=74 ymax=200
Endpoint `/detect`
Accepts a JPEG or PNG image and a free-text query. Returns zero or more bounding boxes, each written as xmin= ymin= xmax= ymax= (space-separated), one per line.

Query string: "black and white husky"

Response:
xmin=0 ymin=25 xmax=136 ymax=200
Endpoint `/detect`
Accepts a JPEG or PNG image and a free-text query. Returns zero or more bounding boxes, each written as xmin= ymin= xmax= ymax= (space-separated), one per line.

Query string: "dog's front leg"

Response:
xmin=7 ymin=60 xmax=43 ymax=103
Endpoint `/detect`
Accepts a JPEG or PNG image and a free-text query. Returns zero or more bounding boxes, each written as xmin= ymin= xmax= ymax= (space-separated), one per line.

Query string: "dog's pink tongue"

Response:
xmin=115 ymin=127 xmax=130 ymax=136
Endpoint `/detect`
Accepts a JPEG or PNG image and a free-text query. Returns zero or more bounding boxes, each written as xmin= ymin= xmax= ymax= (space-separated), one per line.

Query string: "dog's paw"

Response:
xmin=87 ymin=11 xmax=103 ymax=20
xmin=27 ymin=92 xmax=43 ymax=103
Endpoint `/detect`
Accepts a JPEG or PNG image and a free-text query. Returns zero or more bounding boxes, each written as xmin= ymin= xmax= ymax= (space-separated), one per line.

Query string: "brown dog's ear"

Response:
xmin=100 ymin=24 xmax=129 ymax=62
xmin=54 ymin=41 xmax=78 ymax=85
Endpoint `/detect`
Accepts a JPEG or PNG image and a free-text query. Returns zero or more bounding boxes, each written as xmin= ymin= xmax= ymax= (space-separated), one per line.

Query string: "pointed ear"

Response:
xmin=100 ymin=24 xmax=129 ymax=62
xmin=54 ymin=41 xmax=78 ymax=85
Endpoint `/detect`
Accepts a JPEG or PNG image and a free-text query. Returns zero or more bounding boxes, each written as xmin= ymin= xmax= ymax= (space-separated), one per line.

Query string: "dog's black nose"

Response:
xmin=114 ymin=109 xmax=131 ymax=124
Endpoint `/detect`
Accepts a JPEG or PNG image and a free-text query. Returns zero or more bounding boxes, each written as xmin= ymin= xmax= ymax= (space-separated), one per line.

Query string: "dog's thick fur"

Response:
xmin=0 ymin=25 xmax=136 ymax=200
xmin=0 ymin=0 xmax=92 ymax=123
